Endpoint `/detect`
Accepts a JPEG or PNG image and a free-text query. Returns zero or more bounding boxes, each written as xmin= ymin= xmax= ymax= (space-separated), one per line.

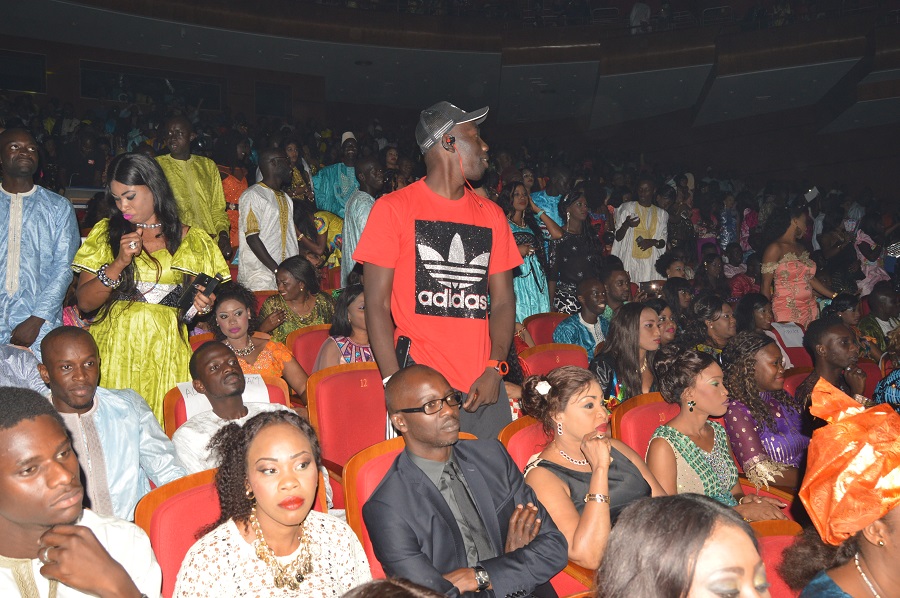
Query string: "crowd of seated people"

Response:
xmin=1 ymin=88 xmax=899 ymax=597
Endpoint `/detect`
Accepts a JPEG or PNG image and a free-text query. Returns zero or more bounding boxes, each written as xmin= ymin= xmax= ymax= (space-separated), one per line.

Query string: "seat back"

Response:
xmin=344 ymin=434 xmax=477 ymax=579
xmin=609 ymin=392 xmax=676 ymax=457
xmin=253 ymin=290 xmax=278 ymax=314
xmin=757 ymin=535 xmax=801 ymax=598
xmin=135 ymin=469 xmax=328 ymax=598
xmin=306 ymin=363 xmax=386 ymax=470
xmin=189 ymin=332 xmax=216 ymax=351
xmin=783 ymin=369 xmax=813 ymax=398
xmin=134 ymin=470 xmax=219 ymax=598
xmin=287 ymin=324 xmax=333 ymax=374
xmin=162 ymin=376 xmax=289 ymax=438
xmin=770 ymin=323 xmax=812 ymax=369
xmin=498 ymin=415 xmax=551 ymax=472
xmin=322 ymin=267 xmax=342 ymax=291
xmin=523 ymin=313 xmax=569 ymax=346
xmin=858 ymin=359 xmax=882 ymax=398
xmin=519 ymin=343 xmax=589 ymax=377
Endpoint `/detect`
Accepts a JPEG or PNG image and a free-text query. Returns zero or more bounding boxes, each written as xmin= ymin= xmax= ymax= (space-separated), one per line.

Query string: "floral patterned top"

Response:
xmin=174 ymin=510 xmax=371 ymax=597
xmin=237 ymin=340 xmax=293 ymax=379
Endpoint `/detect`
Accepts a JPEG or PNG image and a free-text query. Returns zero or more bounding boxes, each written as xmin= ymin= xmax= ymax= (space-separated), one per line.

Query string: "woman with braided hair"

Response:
xmin=721 ymin=331 xmax=810 ymax=490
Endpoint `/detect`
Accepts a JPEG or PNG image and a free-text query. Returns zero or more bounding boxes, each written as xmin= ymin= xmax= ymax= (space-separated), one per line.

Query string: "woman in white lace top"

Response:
xmin=174 ymin=410 xmax=371 ymax=597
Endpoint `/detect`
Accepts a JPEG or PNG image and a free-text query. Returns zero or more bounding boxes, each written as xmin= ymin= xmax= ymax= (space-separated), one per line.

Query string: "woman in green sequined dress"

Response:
xmin=646 ymin=344 xmax=788 ymax=522
xmin=259 ymin=256 xmax=334 ymax=344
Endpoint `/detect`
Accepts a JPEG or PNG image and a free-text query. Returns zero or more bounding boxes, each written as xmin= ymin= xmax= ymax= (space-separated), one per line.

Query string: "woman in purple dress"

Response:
xmin=722 ymin=331 xmax=810 ymax=490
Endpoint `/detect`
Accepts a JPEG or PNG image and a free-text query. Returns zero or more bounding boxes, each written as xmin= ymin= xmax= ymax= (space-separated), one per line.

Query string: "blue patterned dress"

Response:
xmin=509 ymin=220 xmax=551 ymax=322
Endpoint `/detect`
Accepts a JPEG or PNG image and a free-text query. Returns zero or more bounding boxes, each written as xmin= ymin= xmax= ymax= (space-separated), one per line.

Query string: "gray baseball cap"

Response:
xmin=415 ymin=101 xmax=489 ymax=154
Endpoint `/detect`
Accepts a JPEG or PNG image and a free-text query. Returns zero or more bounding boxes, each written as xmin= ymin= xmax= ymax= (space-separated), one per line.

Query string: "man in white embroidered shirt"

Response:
xmin=0 ymin=386 xmax=161 ymax=597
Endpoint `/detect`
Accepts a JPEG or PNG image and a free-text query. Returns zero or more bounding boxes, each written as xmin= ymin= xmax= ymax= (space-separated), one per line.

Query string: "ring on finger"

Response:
xmin=128 ymin=241 xmax=138 ymax=250
xmin=39 ymin=546 xmax=52 ymax=564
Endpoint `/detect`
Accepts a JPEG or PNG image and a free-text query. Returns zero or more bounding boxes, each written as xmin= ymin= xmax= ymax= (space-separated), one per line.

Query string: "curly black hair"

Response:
xmin=679 ymin=292 xmax=729 ymax=349
xmin=721 ymin=332 xmax=803 ymax=431
xmin=211 ymin=282 xmax=260 ymax=339
xmin=654 ymin=343 xmax=716 ymax=405
xmin=201 ymin=410 xmax=322 ymax=537
xmin=778 ymin=527 xmax=860 ymax=590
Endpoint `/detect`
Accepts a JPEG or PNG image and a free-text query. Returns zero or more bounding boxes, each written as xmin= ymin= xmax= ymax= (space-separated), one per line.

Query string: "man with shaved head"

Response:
xmin=341 ymin=155 xmax=384 ymax=286
xmin=0 ymin=128 xmax=79 ymax=359
xmin=364 ymin=364 xmax=566 ymax=597
xmin=237 ymin=147 xmax=299 ymax=291
xmin=156 ymin=116 xmax=232 ymax=260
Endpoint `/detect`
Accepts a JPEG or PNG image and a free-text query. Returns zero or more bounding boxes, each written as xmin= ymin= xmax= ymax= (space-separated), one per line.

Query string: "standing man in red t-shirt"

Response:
xmin=354 ymin=102 xmax=522 ymax=438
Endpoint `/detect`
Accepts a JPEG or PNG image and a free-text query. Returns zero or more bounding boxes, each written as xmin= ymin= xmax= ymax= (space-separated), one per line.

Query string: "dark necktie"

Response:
xmin=441 ymin=461 xmax=495 ymax=561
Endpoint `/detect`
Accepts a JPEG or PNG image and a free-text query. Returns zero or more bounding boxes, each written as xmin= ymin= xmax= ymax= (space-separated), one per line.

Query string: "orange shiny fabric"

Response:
xmin=799 ymin=377 xmax=900 ymax=545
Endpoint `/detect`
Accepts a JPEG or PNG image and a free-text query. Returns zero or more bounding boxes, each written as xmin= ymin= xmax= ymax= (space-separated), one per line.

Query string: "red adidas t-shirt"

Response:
xmin=353 ymin=179 xmax=522 ymax=391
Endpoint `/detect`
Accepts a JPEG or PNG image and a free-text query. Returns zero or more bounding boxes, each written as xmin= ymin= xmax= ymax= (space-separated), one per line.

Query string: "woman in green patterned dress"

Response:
xmin=646 ymin=344 xmax=787 ymax=523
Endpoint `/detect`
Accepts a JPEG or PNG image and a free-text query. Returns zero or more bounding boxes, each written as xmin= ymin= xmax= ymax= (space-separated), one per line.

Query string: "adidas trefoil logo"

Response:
xmin=417 ymin=233 xmax=489 ymax=290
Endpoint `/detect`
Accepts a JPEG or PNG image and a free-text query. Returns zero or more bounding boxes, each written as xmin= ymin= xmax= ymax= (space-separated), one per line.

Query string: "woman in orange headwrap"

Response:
xmin=779 ymin=377 xmax=900 ymax=596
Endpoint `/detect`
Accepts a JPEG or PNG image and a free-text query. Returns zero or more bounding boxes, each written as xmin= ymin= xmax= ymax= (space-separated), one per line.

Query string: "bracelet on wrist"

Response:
xmin=584 ymin=493 xmax=610 ymax=504
xmin=536 ymin=209 xmax=546 ymax=219
xmin=97 ymin=263 xmax=123 ymax=290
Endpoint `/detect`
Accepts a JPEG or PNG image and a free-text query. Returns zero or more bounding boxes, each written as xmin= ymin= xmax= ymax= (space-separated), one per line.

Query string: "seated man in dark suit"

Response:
xmin=363 ymin=364 xmax=567 ymax=597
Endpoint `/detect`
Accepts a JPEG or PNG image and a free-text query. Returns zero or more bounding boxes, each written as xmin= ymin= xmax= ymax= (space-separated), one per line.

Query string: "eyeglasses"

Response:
xmin=396 ymin=390 xmax=462 ymax=415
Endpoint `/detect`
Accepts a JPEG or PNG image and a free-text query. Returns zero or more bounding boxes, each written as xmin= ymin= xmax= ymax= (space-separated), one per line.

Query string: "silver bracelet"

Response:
xmin=97 ymin=263 xmax=123 ymax=290
xmin=584 ymin=493 xmax=610 ymax=504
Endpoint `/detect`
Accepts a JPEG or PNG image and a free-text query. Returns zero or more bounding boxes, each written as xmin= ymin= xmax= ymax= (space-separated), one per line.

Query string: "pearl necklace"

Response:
xmin=224 ymin=338 xmax=255 ymax=357
xmin=559 ymin=449 xmax=588 ymax=466
xmin=134 ymin=222 xmax=163 ymax=229
xmin=854 ymin=553 xmax=882 ymax=598
xmin=249 ymin=507 xmax=312 ymax=590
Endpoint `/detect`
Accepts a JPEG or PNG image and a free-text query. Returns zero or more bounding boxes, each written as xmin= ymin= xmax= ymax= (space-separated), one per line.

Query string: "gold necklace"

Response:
xmin=224 ymin=338 xmax=255 ymax=357
xmin=640 ymin=358 xmax=648 ymax=373
xmin=249 ymin=506 xmax=313 ymax=590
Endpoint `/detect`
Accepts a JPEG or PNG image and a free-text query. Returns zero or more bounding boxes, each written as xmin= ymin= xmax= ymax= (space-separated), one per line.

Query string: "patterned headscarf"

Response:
xmin=800 ymin=377 xmax=900 ymax=545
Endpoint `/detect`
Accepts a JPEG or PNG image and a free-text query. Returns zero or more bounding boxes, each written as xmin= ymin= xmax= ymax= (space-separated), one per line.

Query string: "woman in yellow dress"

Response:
xmin=72 ymin=153 xmax=230 ymax=423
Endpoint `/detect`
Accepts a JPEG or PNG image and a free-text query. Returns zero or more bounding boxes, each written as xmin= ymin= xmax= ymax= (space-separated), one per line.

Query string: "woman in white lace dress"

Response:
xmin=174 ymin=410 xmax=371 ymax=597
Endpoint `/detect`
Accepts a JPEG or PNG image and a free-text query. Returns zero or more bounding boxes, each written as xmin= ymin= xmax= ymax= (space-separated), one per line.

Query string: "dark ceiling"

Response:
xmin=4 ymin=0 xmax=900 ymax=135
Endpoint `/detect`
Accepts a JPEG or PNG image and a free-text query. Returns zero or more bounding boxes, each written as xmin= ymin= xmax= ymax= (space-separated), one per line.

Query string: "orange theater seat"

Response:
xmin=162 ymin=376 xmax=289 ymax=439
xmin=189 ymin=332 xmax=215 ymax=351
xmin=253 ymin=290 xmax=278 ymax=314
xmin=783 ymin=368 xmax=813 ymax=398
xmin=519 ymin=343 xmax=589 ymax=377
xmin=523 ymin=313 xmax=569 ymax=346
xmin=322 ymin=267 xmax=342 ymax=291
xmin=306 ymin=363 xmax=386 ymax=508
xmin=135 ymin=469 xmax=327 ymax=598
xmin=287 ymin=324 xmax=332 ymax=374
xmin=609 ymin=392 xmax=673 ymax=456
xmin=498 ymin=415 xmax=551 ymax=472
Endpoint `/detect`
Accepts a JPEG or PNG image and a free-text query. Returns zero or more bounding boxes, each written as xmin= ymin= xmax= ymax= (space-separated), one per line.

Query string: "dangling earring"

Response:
xmin=688 ymin=400 xmax=696 ymax=412
xmin=557 ymin=421 xmax=564 ymax=436
xmin=245 ymin=485 xmax=255 ymax=501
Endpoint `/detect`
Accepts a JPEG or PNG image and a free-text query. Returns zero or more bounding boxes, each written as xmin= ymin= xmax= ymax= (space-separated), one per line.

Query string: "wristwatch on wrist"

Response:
xmin=487 ymin=360 xmax=509 ymax=376
xmin=473 ymin=565 xmax=490 ymax=592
